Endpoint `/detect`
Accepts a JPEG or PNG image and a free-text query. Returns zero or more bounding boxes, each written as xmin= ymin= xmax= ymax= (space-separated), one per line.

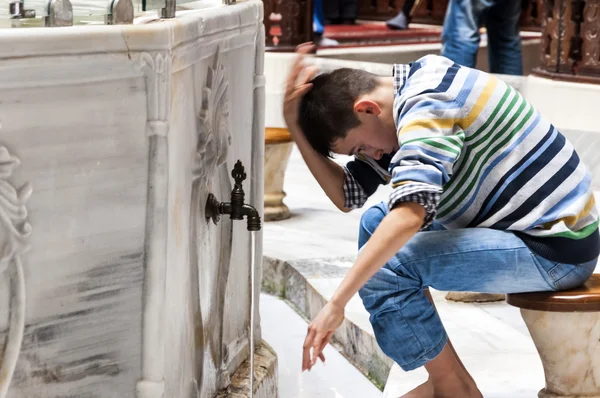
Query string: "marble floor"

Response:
xmin=263 ymin=146 xmax=600 ymax=397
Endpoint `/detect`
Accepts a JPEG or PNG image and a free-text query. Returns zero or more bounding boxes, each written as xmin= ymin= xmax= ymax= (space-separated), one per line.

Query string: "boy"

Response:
xmin=284 ymin=43 xmax=598 ymax=397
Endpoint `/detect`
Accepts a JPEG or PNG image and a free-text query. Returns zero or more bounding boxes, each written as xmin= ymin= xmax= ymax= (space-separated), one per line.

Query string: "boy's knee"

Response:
xmin=358 ymin=202 xmax=388 ymax=248
xmin=359 ymin=263 xmax=412 ymax=314
xmin=358 ymin=266 xmax=391 ymax=312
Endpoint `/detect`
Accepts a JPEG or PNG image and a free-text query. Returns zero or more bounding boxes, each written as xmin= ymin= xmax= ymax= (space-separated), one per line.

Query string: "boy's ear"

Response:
xmin=354 ymin=99 xmax=382 ymax=116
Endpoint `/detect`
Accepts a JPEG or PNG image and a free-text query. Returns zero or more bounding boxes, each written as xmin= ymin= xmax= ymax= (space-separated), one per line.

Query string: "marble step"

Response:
xmin=263 ymin=254 xmax=393 ymax=390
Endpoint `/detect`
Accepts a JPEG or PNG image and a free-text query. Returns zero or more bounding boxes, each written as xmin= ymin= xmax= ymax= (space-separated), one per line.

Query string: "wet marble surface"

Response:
xmin=260 ymin=293 xmax=382 ymax=398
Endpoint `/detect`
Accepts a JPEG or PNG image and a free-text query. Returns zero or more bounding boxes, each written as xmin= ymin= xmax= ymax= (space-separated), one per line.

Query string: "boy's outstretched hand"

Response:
xmin=283 ymin=43 xmax=318 ymax=130
xmin=302 ymin=301 xmax=344 ymax=371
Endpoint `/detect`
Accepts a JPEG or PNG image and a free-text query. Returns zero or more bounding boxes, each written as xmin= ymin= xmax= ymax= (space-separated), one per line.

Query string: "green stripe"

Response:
xmin=445 ymin=133 xmax=464 ymax=148
xmin=439 ymin=100 xmax=531 ymax=216
xmin=403 ymin=137 xmax=461 ymax=155
xmin=450 ymin=88 xmax=517 ymax=180
xmin=439 ymin=88 xmax=519 ymax=207
xmin=465 ymin=86 xmax=513 ymax=143
xmin=439 ymin=86 xmax=514 ymax=202
xmin=546 ymin=219 xmax=599 ymax=240
xmin=438 ymin=99 xmax=532 ymax=218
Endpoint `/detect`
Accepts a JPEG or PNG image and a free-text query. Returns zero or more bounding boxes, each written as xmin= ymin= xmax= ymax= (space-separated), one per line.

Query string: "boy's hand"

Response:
xmin=301 ymin=301 xmax=344 ymax=371
xmin=283 ymin=43 xmax=318 ymax=131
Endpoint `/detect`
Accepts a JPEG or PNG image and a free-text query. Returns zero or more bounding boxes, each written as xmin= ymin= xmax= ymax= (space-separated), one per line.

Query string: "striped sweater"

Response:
xmin=343 ymin=55 xmax=599 ymax=264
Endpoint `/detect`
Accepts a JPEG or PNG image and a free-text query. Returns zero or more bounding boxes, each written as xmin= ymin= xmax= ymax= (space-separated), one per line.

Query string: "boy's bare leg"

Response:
xmin=427 ymin=343 xmax=482 ymax=397
xmin=400 ymin=343 xmax=481 ymax=398
xmin=424 ymin=289 xmax=476 ymax=385
xmin=400 ymin=379 xmax=434 ymax=398
xmin=398 ymin=290 xmax=481 ymax=398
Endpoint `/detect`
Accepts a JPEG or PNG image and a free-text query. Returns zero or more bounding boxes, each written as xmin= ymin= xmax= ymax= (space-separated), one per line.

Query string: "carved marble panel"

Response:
xmin=0 ymin=1 xmax=267 ymax=397
xmin=0 ymin=147 xmax=30 ymax=398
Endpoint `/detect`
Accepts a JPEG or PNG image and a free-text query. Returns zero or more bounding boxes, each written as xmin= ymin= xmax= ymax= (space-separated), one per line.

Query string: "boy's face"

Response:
xmin=331 ymin=108 xmax=398 ymax=160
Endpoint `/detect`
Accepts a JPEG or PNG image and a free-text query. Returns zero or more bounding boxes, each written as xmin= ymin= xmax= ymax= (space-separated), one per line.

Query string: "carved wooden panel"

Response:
xmin=356 ymin=0 xmax=542 ymax=28
xmin=521 ymin=0 xmax=545 ymax=30
xmin=357 ymin=0 xmax=448 ymax=24
xmin=580 ymin=0 xmax=600 ymax=76
xmin=536 ymin=0 xmax=600 ymax=82
xmin=263 ymin=0 xmax=314 ymax=52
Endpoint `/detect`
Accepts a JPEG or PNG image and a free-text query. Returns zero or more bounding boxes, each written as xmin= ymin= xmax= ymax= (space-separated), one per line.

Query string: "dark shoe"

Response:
xmin=386 ymin=11 xmax=409 ymax=30
xmin=341 ymin=18 xmax=356 ymax=24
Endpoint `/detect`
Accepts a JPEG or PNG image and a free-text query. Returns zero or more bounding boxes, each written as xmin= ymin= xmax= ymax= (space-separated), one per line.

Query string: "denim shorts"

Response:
xmin=357 ymin=202 xmax=597 ymax=371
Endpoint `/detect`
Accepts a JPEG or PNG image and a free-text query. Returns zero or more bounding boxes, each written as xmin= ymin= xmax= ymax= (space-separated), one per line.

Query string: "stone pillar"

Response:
xmin=264 ymin=128 xmax=294 ymax=221
xmin=535 ymin=0 xmax=600 ymax=83
xmin=262 ymin=0 xmax=315 ymax=221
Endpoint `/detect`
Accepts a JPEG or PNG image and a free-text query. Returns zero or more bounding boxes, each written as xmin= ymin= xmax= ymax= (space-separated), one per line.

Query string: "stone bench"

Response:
xmin=507 ymin=274 xmax=600 ymax=398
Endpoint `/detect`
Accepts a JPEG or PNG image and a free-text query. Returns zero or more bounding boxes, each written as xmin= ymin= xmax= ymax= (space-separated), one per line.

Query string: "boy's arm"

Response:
xmin=302 ymin=201 xmax=425 ymax=370
xmin=290 ymin=124 xmax=385 ymax=212
xmin=284 ymin=43 xmax=374 ymax=212
xmin=387 ymin=58 xmax=473 ymax=227
xmin=287 ymin=122 xmax=351 ymax=212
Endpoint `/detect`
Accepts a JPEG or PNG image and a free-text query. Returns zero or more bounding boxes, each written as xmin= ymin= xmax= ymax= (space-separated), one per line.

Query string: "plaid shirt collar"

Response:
xmin=393 ymin=64 xmax=411 ymax=94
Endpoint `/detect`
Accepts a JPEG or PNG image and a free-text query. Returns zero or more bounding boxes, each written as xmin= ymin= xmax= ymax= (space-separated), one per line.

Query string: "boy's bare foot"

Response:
xmin=422 ymin=343 xmax=482 ymax=398
xmin=431 ymin=372 xmax=483 ymax=398
xmin=400 ymin=378 xmax=434 ymax=398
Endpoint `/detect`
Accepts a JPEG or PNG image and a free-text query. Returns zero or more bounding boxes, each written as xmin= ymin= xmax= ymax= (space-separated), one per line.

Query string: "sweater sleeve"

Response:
xmin=389 ymin=83 xmax=466 ymax=227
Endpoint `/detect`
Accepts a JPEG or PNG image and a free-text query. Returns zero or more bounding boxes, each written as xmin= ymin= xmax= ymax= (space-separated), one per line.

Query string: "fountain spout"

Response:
xmin=205 ymin=160 xmax=262 ymax=231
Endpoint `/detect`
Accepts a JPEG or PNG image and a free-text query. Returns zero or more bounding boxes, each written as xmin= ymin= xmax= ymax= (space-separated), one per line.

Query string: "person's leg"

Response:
xmin=358 ymin=204 xmax=476 ymax=390
xmin=313 ymin=0 xmax=325 ymax=36
xmin=313 ymin=0 xmax=339 ymax=46
xmin=358 ymin=222 xmax=596 ymax=395
xmin=441 ymin=0 xmax=486 ymax=68
xmin=340 ymin=0 xmax=357 ymax=24
xmin=357 ymin=202 xmax=388 ymax=249
xmin=386 ymin=0 xmax=418 ymax=30
xmin=323 ymin=0 xmax=341 ymax=24
xmin=484 ymin=0 xmax=523 ymax=75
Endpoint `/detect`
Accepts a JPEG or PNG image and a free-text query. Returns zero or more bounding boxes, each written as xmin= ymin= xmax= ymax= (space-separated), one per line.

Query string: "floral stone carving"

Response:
xmin=191 ymin=48 xmax=235 ymax=393
xmin=0 ymin=146 xmax=32 ymax=398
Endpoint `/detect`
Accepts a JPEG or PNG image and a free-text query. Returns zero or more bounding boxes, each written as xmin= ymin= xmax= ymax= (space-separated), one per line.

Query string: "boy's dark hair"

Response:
xmin=299 ymin=68 xmax=379 ymax=158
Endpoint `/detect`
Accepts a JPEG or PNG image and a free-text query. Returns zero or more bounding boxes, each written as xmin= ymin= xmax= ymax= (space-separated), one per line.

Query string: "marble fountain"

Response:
xmin=0 ymin=0 xmax=275 ymax=397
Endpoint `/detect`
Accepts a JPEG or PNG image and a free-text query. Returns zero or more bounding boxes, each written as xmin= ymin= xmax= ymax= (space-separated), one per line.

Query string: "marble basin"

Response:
xmin=0 ymin=1 xmax=271 ymax=397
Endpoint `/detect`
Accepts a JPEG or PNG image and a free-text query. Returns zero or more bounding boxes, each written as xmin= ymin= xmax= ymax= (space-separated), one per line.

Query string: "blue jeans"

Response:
xmin=313 ymin=0 xmax=325 ymax=35
xmin=357 ymin=202 xmax=597 ymax=371
xmin=441 ymin=0 xmax=523 ymax=75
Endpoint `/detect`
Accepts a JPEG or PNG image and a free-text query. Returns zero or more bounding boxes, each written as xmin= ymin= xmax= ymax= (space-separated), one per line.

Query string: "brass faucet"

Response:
xmin=9 ymin=0 xmax=35 ymax=19
xmin=205 ymin=161 xmax=261 ymax=232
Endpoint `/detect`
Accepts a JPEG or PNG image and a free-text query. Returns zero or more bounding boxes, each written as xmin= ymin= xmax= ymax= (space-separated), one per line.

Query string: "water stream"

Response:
xmin=249 ymin=230 xmax=256 ymax=398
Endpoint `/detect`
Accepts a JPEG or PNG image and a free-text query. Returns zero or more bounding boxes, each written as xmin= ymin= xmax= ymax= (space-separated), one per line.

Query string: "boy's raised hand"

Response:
xmin=283 ymin=43 xmax=318 ymax=131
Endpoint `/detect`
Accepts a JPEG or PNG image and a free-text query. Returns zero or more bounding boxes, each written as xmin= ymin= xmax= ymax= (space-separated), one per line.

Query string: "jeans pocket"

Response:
xmin=530 ymin=254 xmax=597 ymax=291
xmin=552 ymin=260 xmax=597 ymax=291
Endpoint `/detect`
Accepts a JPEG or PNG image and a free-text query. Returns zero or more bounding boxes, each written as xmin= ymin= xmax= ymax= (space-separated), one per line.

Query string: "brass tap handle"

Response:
xmin=205 ymin=193 xmax=221 ymax=225
xmin=231 ymin=160 xmax=247 ymax=186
